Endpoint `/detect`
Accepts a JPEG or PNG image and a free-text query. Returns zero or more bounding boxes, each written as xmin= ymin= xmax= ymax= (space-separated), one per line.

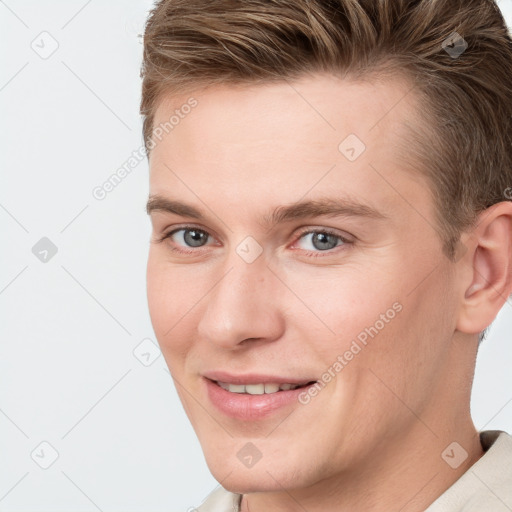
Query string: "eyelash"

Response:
xmin=156 ymin=224 xmax=352 ymax=258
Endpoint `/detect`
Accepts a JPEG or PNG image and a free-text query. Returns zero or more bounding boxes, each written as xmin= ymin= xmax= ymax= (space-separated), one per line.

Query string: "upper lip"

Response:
xmin=202 ymin=370 xmax=317 ymax=385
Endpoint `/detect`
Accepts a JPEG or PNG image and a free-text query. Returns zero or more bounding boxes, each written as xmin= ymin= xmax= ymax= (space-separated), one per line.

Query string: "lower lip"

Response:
xmin=204 ymin=378 xmax=317 ymax=420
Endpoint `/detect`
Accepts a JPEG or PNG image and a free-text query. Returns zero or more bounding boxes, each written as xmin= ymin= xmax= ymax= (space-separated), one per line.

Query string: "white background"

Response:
xmin=1 ymin=1 xmax=511 ymax=511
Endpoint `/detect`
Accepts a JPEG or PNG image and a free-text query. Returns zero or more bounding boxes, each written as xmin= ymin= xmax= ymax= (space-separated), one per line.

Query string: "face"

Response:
xmin=146 ymin=73 xmax=461 ymax=493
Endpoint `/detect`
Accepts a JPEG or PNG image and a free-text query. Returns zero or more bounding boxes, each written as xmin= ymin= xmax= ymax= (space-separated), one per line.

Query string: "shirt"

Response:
xmin=193 ymin=430 xmax=512 ymax=512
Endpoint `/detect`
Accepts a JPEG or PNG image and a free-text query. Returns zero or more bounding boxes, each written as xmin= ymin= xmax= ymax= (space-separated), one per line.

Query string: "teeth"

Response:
xmin=264 ymin=383 xmax=280 ymax=394
xmin=216 ymin=381 xmax=306 ymax=394
xmin=217 ymin=381 xmax=231 ymax=391
xmin=246 ymin=384 xmax=265 ymax=395
xmin=227 ymin=384 xmax=245 ymax=393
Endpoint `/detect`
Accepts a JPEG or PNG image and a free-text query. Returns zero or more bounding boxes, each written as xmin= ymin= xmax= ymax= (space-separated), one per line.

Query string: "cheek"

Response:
xmin=281 ymin=264 xmax=401 ymax=347
xmin=146 ymin=254 xmax=171 ymax=338
xmin=345 ymin=265 xmax=457 ymax=425
xmin=146 ymin=253 xmax=200 ymax=356
xmin=280 ymin=263 xmax=434 ymax=404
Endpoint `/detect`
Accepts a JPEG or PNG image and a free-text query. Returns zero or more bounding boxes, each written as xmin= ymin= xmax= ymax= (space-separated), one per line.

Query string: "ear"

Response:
xmin=456 ymin=201 xmax=512 ymax=335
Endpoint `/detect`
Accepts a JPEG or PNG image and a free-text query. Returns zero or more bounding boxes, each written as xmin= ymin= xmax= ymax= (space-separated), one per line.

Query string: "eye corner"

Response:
xmin=151 ymin=232 xmax=168 ymax=244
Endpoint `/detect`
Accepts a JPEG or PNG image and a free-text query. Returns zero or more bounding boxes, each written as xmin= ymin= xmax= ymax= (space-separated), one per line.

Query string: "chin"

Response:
xmin=206 ymin=452 xmax=312 ymax=494
xmin=215 ymin=470 xmax=291 ymax=495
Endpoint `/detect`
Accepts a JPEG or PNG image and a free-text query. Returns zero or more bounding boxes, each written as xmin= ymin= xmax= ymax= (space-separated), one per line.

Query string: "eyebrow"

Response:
xmin=146 ymin=194 xmax=386 ymax=229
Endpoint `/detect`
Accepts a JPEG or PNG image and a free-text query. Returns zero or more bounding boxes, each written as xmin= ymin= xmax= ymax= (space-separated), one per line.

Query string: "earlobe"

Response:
xmin=457 ymin=201 xmax=512 ymax=335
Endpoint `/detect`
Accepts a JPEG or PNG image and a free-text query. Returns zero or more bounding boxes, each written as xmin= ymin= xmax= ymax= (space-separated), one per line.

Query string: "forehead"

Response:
xmin=148 ymin=73 xmax=427 ymax=222
xmin=152 ymin=72 xmax=417 ymax=137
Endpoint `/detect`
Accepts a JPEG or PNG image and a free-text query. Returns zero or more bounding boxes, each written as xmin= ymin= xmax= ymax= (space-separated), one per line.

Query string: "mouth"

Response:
xmin=210 ymin=379 xmax=317 ymax=395
xmin=203 ymin=377 xmax=319 ymax=420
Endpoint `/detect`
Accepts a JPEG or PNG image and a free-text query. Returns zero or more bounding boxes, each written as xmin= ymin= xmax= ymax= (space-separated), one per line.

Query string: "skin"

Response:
xmin=145 ymin=73 xmax=512 ymax=512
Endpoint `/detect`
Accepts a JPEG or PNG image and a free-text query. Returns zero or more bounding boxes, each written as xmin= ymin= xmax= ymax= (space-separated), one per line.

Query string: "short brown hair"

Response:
xmin=140 ymin=0 xmax=512 ymax=258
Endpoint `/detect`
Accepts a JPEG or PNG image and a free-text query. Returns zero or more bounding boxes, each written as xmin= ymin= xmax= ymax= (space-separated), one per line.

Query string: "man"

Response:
xmin=141 ymin=0 xmax=512 ymax=510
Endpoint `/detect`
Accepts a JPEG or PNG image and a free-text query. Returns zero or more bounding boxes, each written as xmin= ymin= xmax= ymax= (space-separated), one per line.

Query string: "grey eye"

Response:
xmin=179 ymin=228 xmax=209 ymax=247
xmin=298 ymin=231 xmax=343 ymax=251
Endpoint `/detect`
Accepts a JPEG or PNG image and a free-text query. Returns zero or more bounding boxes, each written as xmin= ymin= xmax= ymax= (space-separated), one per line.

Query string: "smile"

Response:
xmin=204 ymin=378 xmax=319 ymax=420
xmin=216 ymin=381 xmax=315 ymax=394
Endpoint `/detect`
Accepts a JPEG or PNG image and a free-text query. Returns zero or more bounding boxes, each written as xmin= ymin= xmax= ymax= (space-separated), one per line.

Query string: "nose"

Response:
xmin=196 ymin=254 xmax=285 ymax=349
